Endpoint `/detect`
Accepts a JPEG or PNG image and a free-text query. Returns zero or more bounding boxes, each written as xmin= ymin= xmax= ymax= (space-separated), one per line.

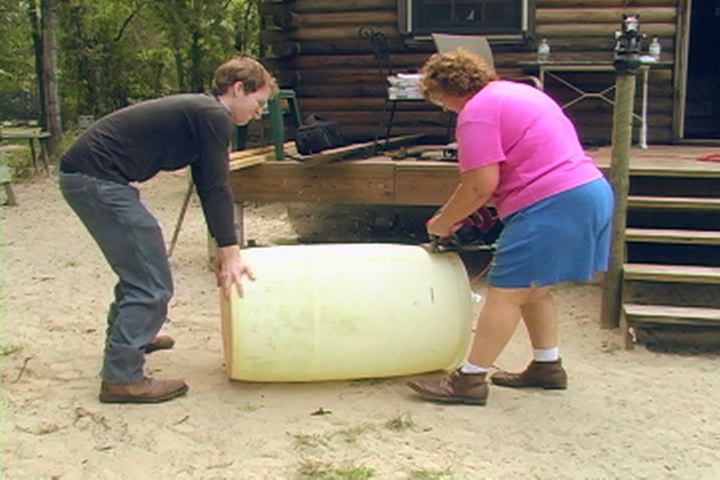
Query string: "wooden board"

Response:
xmin=230 ymin=160 xmax=396 ymax=204
xmin=628 ymin=195 xmax=720 ymax=211
xmin=624 ymin=303 xmax=720 ymax=327
xmin=624 ymin=263 xmax=720 ymax=284
xmin=625 ymin=228 xmax=720 ymax=245
xmin=297 ymin=134 xmax=425 ymax=167
xmin=229 ymin=156 xmax=459 ymax=206
xmin=228 ymin=142 xmax=299 ymax=171
xmin=394 ymin=161 xmax=458 ymax=205
xmin=592 ymin=146 xmax=720 ymax=178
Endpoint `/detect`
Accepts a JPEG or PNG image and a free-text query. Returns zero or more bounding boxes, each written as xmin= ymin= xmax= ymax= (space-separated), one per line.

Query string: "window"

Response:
xmin=398 ymin=0 xmax=533 ymax=39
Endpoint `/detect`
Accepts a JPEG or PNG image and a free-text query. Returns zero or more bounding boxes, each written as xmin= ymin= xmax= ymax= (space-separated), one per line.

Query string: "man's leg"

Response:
xmin=60 ymin=173 xmax=186 ymax=402
xmin=109 ymin=290 xmax=176 ymax=355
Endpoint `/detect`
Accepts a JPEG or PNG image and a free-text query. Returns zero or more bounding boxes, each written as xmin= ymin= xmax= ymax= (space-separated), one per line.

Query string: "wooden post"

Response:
xmin=601 ymin=72 xmax=635 ymax=328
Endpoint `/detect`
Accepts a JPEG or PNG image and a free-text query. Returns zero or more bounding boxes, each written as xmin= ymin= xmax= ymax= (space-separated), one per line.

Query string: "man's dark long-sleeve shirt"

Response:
xmin=61 ymin=94 xmax=237 ymax=246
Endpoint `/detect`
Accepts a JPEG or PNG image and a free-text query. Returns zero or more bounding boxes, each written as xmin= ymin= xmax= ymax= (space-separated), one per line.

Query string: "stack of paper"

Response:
xmin=387 ymin=73 xmax=424 ymax=100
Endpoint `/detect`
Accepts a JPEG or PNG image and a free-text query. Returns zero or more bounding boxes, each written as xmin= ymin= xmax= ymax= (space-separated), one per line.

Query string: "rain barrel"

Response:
xmin=221 ymin=243 xmax=475 ymax=382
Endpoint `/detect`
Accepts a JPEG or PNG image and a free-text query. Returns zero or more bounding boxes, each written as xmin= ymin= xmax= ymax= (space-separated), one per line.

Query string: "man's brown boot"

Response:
xmin=99 ymin=377 xmax=188 ymax=404
xmin=407 ymin=369 xmax=488 ymax=405
xmin=142 ymin=334 xmax=175 ymax=354
xmin=491 ymin=359 xmax=567 ymax=390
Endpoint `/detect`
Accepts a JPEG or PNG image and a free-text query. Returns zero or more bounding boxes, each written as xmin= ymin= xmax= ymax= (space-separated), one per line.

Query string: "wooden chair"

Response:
xmin=359 ymin=26 xmax=398 ymax=155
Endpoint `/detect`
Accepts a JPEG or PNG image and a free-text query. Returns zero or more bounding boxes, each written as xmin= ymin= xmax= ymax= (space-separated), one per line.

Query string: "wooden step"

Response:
xmin=624 ymin=303 xmax=720 ymax=327
xmin=628 ymin=195 xmax=720 ymax=211
xmin=625 ymin=228 xmax=720 ymax=245
xmin=624 ymin=263 xmax=720 ymax=284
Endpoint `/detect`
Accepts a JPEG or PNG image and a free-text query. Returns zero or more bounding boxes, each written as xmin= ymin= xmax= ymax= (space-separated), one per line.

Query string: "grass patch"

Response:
xmin=239 ymin=402 xmax=263 ymax=412
xmin=293 ymin=433 xmax=328 ymax=450
xmin=296 ymin=459 xmax=375 ymax=479
xmin=410 ymin=467 xmax=454 ymax=480
xmin=384 ymin=413 xmax=415 ymax=432
xmin=0 ymin=147 xmax=34 ymax=179
xmin=0 ymin=344 xmax=23 ymax=357
xmin=331 ymin=424 xmax=375 ymax=444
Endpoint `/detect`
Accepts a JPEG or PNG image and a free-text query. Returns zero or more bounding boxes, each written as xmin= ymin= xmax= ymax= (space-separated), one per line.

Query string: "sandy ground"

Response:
xmin=2 ymin=170 xmax=719 ymax=480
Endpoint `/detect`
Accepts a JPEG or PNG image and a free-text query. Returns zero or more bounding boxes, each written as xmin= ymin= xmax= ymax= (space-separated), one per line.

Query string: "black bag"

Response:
xmin=295 ymin=115 xmax=344 ymax=155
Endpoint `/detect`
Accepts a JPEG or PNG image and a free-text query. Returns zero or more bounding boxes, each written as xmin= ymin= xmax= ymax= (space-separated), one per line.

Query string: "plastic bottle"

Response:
xmin=649 ymin=37 xmax=661 ymax=61
xmin=537 ymin=38 xmax=550 ymax=63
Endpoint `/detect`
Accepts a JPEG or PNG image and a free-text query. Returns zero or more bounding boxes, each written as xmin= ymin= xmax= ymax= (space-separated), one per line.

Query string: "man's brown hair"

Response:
xmin=211 ymin=56 xmax=278 ymax=96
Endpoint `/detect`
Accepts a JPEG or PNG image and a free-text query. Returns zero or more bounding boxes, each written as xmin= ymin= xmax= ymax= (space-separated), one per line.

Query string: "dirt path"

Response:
xmin=2 ymin=172 xmax=718 ymax=479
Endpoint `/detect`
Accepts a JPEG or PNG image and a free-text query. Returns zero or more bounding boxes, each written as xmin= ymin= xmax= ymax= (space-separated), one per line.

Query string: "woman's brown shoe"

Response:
xmin=407 ymin=370 xmax=488 ymax=405
xmin=491 ymin=359 xmax=567 ymax=390
xmin=99 ymin=377 xmax=188 ymax=404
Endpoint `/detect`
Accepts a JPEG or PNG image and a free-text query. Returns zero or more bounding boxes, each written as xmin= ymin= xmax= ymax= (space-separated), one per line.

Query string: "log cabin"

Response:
xmin=235 ymin=1 xmax=720 ymax=340
xmin=259 ymin=0 xmax=720 ymax=146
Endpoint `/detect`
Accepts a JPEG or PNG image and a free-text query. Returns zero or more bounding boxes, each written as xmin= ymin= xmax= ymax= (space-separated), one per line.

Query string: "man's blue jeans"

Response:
xmin=59 ymin=172 xmax=173 ymax=383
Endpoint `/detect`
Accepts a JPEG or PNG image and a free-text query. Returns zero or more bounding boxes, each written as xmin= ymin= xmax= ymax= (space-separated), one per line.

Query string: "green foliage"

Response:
xmin=0 ymin=147 xmax=33 ymax=179
xmin=0 ymin=0 xmax=262 ymax=127
xmin=0 ymin=0 xmax=38 ymax=119
xmin=0 ymin=1 xmax=34 ymax=91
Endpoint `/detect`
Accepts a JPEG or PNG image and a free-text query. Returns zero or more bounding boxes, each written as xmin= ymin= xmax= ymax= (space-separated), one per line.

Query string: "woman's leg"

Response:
xmin=465 ymin=285 xmax=541 ymax=367
xmin=520 ymin=286 xmax=557 ymax=350
xmin=492 ymin=286 xmax=567 ymax=389
xmin=407 ymin=285 xmax=548 ymax=405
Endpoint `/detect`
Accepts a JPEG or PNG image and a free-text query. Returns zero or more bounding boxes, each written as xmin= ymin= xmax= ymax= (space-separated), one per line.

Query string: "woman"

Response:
xmin=408 ymin=49 xmax=613 ymax=406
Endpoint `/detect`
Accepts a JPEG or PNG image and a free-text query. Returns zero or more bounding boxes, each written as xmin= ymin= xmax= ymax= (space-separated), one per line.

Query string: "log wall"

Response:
xmin=260 ymin=0 xmax=680 ymax=145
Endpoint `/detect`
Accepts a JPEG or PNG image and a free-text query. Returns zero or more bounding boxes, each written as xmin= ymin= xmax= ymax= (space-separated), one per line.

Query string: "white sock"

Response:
xmin=533 ymin=347 xmax=559 ymax=362
xmin=460 ymin=362 xmax=489 ymax=374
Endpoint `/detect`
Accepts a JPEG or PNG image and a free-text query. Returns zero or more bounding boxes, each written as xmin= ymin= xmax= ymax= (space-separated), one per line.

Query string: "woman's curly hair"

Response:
xmin=420 ymin=48 xmax=498 ymax=100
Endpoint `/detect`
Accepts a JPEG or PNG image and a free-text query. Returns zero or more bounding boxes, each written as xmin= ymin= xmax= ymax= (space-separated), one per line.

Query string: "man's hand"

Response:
xmin=215 ymin=245 xmax=255 ymax=299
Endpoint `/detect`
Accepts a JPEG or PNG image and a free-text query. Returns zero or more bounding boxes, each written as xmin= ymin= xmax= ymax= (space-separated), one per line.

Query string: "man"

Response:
xmin=59 ymin=56 xmax=278 ymax=404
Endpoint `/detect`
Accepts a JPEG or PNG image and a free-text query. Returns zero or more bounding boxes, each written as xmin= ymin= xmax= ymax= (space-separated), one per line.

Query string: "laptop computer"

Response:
xmin=431 ymin=33 xmax=495 ymax=70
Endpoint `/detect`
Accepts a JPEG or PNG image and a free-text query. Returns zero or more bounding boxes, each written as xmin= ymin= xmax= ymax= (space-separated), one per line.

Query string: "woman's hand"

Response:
xmin=426 ymin=214 xmax=455 ymax=239
xmin=426 ymin=164 xmax=499 ymax=239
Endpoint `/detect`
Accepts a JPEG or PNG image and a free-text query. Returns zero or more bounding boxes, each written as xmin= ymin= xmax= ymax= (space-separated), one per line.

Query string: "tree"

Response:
xmin=41 ymin=0 xmax=62 ymax=152
xmin=149 ymin=0 xmax=259 ymax=93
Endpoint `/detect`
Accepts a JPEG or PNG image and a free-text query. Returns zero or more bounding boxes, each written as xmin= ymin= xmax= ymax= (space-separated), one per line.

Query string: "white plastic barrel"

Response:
xmin=220 ymin=243 xmax=475 ymax=382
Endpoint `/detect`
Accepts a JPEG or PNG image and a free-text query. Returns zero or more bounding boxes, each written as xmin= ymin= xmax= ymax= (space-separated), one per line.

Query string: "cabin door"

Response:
xmin=682 ymin=0 xmax=720 ymax=139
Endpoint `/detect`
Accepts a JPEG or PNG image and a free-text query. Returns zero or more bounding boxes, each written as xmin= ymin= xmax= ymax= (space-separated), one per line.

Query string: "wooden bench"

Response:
xmin=0 ymin=128 xmax=51 ymax=174
xmin=0 ymin=159 xmax=16 ymax=206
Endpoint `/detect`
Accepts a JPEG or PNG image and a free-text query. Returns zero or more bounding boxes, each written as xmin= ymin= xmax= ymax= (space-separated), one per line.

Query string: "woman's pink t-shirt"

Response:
xmin=456 ymin=80 xmax=602 ymax=219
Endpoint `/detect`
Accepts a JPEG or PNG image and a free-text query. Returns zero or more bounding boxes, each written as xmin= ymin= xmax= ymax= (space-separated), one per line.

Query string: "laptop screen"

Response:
xmin=431 ymin=33 xmax=494 ymax=70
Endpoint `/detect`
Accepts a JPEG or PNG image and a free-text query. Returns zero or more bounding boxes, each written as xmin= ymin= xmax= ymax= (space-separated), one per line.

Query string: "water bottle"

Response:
xmin=537 ymin=38 xmax=550 ymax=63
xmin=649 ymin=37 xmax=661 ymax=61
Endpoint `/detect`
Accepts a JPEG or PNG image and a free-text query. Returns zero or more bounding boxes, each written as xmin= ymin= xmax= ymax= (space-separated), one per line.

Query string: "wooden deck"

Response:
xmin=591 ymin=145 xmax=720 ymax=178
xmin=229 ymin=145 xmax=720 ymax=206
